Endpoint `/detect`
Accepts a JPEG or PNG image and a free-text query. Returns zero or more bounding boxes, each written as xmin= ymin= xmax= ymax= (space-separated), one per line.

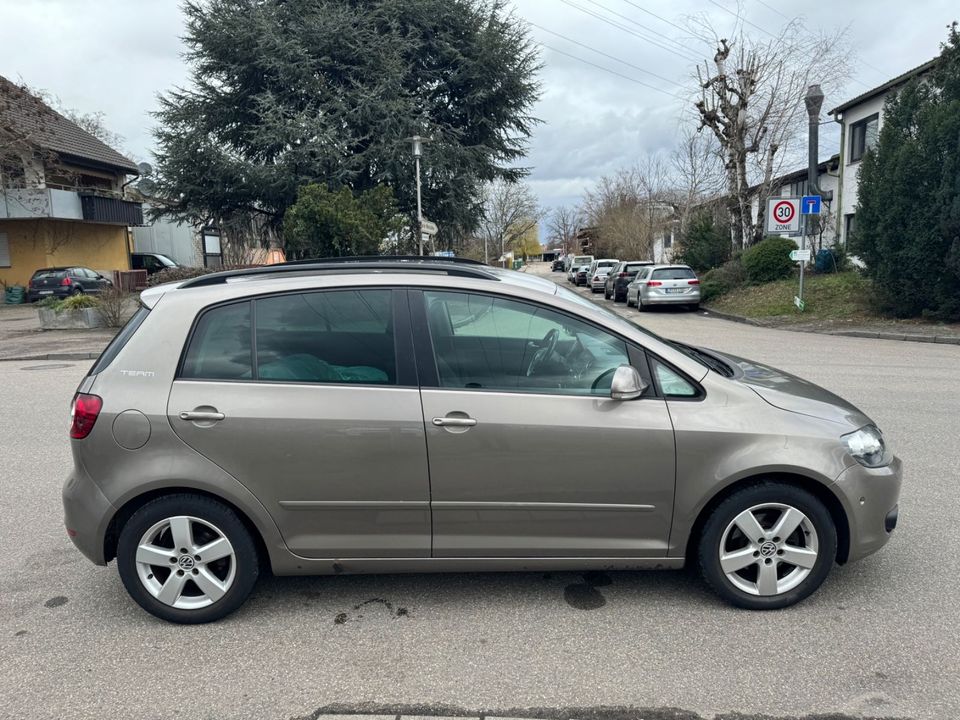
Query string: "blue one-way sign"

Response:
xmin=801 ymin=195 xmax=822 ymax=215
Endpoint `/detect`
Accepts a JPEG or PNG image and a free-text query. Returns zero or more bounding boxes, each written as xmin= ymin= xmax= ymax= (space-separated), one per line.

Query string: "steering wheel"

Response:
xmin=525 ymin=328 xmax=559 ymax=377
xmin=591 ymin=366 xmax=618 ymax=392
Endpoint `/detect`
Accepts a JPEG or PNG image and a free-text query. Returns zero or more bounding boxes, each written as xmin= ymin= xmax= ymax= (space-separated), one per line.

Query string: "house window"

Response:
xmin=203 ymin=231 xmax=222 ymax=268
xmin=0 ymin=232 xmax=9 ymax=267
xmin=789 ymin=179 xmax=808 ymax=197
xmin=849 ymin=114 xmax=879 ymax=163
xmin=845 ymin=213 xmax=857 ymax=242
xmin=663 ymin=231 xmax=672 ymax=248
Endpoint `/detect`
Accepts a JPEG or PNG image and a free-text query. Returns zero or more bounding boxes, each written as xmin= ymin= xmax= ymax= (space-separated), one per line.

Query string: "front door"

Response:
xmin=167 ymin=287 xmax=431 ymax=559
xmin=413 ymin=289 xmax=676 ymax=557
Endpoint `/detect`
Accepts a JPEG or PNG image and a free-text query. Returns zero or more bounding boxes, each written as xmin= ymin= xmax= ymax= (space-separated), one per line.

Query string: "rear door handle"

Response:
xmin=179 ymin=410 xmax=225 ymax=422
xmin=432 ymin=417 xmax=477 ymax=427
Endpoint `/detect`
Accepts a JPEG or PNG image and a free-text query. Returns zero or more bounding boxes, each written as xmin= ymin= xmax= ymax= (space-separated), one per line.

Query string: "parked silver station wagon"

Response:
xmin=63 ymin=257 xmax=902 ymax=623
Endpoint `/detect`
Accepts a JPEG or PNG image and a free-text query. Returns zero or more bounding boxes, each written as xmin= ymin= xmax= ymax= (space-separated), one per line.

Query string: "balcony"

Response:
xmin=79 ymin=193 xmax=144 ymax=225
xmin=0 ymin=187 xmax=143 ymax=225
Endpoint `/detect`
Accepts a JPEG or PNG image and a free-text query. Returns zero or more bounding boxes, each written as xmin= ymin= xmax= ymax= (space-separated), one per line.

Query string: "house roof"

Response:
xmin=829 ymin=58 xmax=939 ymax=116
xmin=0 ymin=75 xmax=138 ymax=174
xmin=772 ymin=154 xmax=841 ymax=188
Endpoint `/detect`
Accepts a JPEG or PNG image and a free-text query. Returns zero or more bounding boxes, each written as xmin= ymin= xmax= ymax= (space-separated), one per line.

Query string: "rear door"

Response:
xmin=167 ymin=287 xmax=431 ymax=558
xmin=412 ymin=288 xmax=676 ymax=557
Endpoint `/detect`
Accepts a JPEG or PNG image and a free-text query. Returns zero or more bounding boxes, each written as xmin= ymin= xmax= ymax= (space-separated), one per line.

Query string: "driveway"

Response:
xmin=1 ymin=268 xmax=958 ymax=720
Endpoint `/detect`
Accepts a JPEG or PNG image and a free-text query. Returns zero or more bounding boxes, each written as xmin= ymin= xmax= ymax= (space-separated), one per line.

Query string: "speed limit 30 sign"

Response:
xmin=766 ymin=197 xmax=801 ymax=234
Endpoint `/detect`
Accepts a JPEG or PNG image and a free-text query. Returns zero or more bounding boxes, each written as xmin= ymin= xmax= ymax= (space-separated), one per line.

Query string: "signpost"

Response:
xmin=795 ymin=194 xmax=821 ymax=313
xmin=766 ymin=197 xmax=801 ymax=235
xmin=789 ymin=249 xmax=812 ymax=262
xmin=801 ymin=195 xmax=822 ymax=215
xmin=420 ymin=218 xmax=439 ymax=236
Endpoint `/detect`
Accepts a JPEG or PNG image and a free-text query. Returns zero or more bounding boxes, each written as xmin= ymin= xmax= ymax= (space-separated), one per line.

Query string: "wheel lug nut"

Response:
xmin=177 ymin=569 xmax=184 ymax=576
xmin=169 ymin=557 xmax=177 ymax=563
xmin=773 ymin=536 xmax=781 ymax=543
xmin=777 ymin=549 xmax=784 ymax=555
xmin=191 ymin=568 xmax=199 ymax=575
xmin=764 ymin=558 xmax=773 ymax=564
xmin=753 ymin=551 xmax=760 ymax=557
xmin=194 ymin=555 xmax=201 ymax=561
xmin=179 ymin=548 xmax=188 ymax=553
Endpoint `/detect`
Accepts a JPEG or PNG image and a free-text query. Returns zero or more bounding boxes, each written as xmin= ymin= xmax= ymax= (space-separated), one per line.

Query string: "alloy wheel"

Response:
xmin=135 ymin=515 xmax=237 ymax=609
xmin=718 ymin=502 xmax=819 ymax=596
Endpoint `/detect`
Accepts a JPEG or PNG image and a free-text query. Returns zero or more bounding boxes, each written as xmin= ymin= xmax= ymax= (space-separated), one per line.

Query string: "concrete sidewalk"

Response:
xmin=0 ymin=304 xmax=115 ymax=361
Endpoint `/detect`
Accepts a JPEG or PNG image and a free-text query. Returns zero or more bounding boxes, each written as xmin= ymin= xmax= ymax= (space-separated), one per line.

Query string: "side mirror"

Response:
xmin=610 ymin=364 xmax=648 ymax=401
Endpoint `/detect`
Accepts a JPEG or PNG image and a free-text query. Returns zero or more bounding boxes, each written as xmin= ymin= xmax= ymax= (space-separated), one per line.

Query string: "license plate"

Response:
xmin=39 ymin=290 xmax=53 ymax=295
xmin=664 ymin=287 xmax=684 ymax=294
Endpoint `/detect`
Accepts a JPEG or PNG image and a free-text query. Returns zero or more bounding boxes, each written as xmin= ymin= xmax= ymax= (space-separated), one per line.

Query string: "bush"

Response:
xmin=700 ymin=257 xmax=746 ymax=302
xmin=57 ymin=293 xmax=101 ymax=310
xmin=96 ymin=286 xmax=130 ymax=327
xmin=742 ymin=236 xmax=797 ymax=284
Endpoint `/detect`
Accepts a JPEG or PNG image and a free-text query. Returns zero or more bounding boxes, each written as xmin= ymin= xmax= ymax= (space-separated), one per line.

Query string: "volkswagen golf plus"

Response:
xmin=63 ymin=257 xmax=902 ymax=623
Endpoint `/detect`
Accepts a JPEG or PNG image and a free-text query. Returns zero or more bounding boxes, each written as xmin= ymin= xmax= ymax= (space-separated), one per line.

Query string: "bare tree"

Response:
xmin=546 ymin=205 xmax=582 ymax=253
xmin=478 ymin=180 xmax=543 ymax=264
xmin=670 ymin=125 xmax=725 ymax=234
xmin=691 ymin=15 xmax=851 ymax=249
xmin=582 ymin=157 xmax=675 ymax=259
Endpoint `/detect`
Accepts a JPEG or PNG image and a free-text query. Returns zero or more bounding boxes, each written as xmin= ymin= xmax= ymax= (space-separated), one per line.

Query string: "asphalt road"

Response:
xmin=2 ymin=265 xmax=959 ymax=720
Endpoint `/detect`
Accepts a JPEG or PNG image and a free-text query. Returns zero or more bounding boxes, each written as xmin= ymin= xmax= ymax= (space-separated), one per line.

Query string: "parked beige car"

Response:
xmin=63 ymin=257 xmax=901 ymax=623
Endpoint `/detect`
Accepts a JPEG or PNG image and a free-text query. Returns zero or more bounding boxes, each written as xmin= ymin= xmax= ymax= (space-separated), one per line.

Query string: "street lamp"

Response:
xmin=407 ymin=135 xmax=430 ymax=255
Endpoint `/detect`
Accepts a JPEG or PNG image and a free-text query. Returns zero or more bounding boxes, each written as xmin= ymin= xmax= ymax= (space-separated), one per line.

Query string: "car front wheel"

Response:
xmin=117 ymin=494 xmax=260 ymax=623
xmin=698 ymin=482 xmax=837 ymax=610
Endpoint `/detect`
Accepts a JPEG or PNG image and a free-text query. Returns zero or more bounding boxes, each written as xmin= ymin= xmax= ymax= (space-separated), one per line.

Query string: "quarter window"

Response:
xmin=423 ymin=290 xmax=629 ymax=396
xmin=651 ymin=359 xmax=698 ymax=397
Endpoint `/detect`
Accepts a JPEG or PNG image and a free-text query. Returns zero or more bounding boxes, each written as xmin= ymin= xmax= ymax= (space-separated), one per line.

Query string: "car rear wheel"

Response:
xmin=117 ymin=494 xmax=259 ymax=623
xmin=698 ymin=482 xmax=836 ymax=610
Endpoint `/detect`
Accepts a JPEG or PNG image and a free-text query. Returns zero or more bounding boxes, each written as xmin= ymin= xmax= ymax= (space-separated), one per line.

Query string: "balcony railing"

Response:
xmin=0 ymin=187 xmax=143 ymax=225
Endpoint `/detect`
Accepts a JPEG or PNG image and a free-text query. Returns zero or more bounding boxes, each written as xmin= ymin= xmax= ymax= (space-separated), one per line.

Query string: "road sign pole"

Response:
xmin=798 ymin=215 xmax=806 ymax=311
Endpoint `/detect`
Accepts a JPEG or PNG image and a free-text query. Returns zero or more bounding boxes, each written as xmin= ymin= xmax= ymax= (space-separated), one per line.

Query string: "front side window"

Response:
xmin=849 ymin=114 xmax=879 ymax=162
xmin=255 ymin=290 xmax=395 ymax=385
xmin=424 ymin=290 xmax=629 ymax=396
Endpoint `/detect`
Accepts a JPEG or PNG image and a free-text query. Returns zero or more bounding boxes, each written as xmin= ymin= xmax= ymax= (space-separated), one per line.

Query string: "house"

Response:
xmin=0 ymin=76 xmax=143 ymax=288
xmin=829 ymin=59 xmax=938 ymax=247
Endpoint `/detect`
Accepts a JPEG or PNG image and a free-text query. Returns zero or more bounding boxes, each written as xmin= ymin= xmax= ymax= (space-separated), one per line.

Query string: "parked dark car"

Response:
xmin=574 ymin=264 xmax=591 ymax=286
xmin=131 ymin=252 xmax=179 ymax=275
xmin=604 ymin=261 xmax=654 ymax=302
xmin=27 ymin=267 xmax=113 ymax=303
xmin=551 ymin=258 xmax=566 ymax=272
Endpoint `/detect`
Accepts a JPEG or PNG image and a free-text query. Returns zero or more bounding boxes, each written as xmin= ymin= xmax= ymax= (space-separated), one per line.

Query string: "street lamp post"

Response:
xmin=407 ymin=135 xmax=429 ymax=255
xmin=800 ymin=85 xmax=833 ymax=310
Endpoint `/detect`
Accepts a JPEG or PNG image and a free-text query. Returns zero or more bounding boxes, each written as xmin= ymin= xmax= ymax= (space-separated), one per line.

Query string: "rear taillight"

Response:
xmin=648 ymin=280 xmax=662 ymax=287
xmin=688 ymin=279 xmax=700 ymax=285
xmin=618 ymin=272 xmax=627 ymax=277
xmin=70 ymin=393 xmax=102 ymax=439
xmin=593 ymin=275 xmax=600 ymax=281
xmin=61 ymin=277 xmax=72 ymax=286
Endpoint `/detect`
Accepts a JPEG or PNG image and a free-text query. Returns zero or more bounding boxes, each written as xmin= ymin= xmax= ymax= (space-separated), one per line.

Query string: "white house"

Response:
xmin=829 ymin=59 xmax=937 ymax=246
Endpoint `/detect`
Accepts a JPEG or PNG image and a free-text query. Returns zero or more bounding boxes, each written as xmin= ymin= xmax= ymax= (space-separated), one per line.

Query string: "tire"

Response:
xmin=637 ymin=297 xmax=647 ymax=311
xmin=689 ymin=303 xmax=700 ymax=312
xmin=71 ymin=287 xmax=84 ymax=296
xmin=117 ymin=493 xmax=260 ymax=624
xmin=698 ymin=482 xmax=837 ymax=610
xmin=626 ymin=294 xmax=635 ymax=308
xmin=604 ymin=288 xmax=611 ymax=300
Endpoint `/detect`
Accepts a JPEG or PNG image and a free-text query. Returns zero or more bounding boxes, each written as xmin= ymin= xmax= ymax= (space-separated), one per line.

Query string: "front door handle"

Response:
xmin=179 ymin=410 xmax=225 ymax=422
xmin=432 ymin=416 xmax=477 ymax=427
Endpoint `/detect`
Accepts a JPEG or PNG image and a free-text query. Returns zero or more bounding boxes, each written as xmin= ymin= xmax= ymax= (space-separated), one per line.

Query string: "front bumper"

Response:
xmin=62 ymin=466 xmax=117 ymax=566
xmin=833 ymin=455 xmax=902 ymax=563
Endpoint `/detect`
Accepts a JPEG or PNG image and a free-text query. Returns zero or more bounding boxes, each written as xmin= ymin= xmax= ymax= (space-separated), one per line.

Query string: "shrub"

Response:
xmin=741 ymin=236 xmax=797 ymax=284
xmin=700 ymin=257 xmax=746 ymax=302
xmin=57 ymin=294 xmax=101 ymax=310
xmin=96 ymin=286 xmax=130 ymax=328
xmin=38 ymin=296 xmax=62 ymax=309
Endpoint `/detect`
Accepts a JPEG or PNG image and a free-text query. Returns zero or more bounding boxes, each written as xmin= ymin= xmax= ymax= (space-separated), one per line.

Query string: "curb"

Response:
xmin=0 ymin=352 xmax=100 ymax=362
xmin=701 ymin=309 xmax=960 ymax=345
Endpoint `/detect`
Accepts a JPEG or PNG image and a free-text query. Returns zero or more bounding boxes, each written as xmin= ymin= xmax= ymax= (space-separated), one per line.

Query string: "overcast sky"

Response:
xmin=1 ymin=0 xmax=955 ymax=219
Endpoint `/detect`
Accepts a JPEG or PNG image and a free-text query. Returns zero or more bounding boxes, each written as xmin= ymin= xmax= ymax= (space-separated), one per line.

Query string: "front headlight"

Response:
xmin=842 ymin=425 xmax=891 ymax=468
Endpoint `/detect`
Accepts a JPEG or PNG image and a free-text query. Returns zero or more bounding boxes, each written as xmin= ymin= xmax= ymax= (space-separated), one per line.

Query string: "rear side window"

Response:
xmin=181 ymin=302 xmax=253 ymax=380
xmin=180 ymin=290 xmax=397 ymax=385
xmin=255 ymin=290 xmax=395 ymax=385
xmin=652 ymin=267 xmax=696 ymax=280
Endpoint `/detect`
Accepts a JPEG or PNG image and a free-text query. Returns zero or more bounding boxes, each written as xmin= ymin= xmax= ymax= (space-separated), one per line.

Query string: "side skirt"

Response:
xmin=270 ymin=556 xmax=686 ymax=576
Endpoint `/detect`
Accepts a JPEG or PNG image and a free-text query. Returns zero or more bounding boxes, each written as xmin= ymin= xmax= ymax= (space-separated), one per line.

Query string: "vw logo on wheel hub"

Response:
xmin=759 ymin=541 xmax=778 ymax=558
xmin=178 ymin=555 xmax=196 ymax=570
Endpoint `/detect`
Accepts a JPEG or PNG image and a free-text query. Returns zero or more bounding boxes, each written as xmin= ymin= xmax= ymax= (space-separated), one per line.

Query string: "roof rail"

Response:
xmin=179 ymin=255 xmax=498 ymax=288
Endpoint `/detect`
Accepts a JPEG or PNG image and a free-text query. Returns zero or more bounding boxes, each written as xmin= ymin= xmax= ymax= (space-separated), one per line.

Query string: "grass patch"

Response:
xmin=706 ymin=271 xmax=874 ymax=322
